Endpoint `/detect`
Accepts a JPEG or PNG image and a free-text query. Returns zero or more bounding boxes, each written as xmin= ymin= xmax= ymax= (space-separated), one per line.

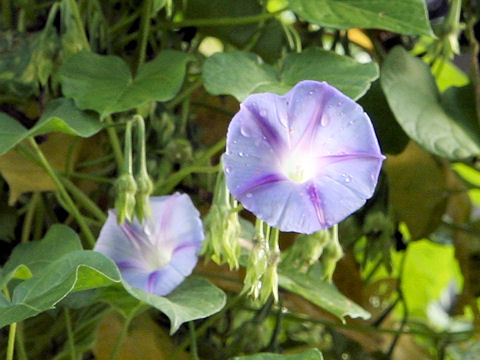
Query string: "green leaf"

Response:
xmin=125 ymin=278 xmax=226 ymax=334
xmin=203 ymin=48 xmax=377 ymax=101
xmin=232 ymin=349 xmax=324 ymax=360
xmin=0 ymin=98 xmax=102 ymax=155
xmin=59 ymin=50 xmax=194 ymax=117
xmin=381 ymin=46 xmax=480 ymax=160
xmin=288 ymin=0 xmax=432 ymax=36
xmin=0 ymin=225 xmax=121 ymax=329
xmin=0 ymin=113 xmax=26 ymax=157
xmin=203 ymin=51 xmax=278 ymax=102
xmin=278 ymin=264 xmax=370 ymax=322
xmin=281 ymin=47 xmax=378 ymax=100
xmin=401 ymin=240 xmax=462 ymax=318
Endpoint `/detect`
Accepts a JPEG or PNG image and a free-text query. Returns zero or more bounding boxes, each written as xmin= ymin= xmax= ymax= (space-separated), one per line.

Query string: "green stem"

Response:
xmin=110 ymin=312 xmax=135 ymax=360
xmin=15 ymin=322 xmax=28 ymax=360
xmin=65 ymin=308 xmax=77 ymax=360
xmin=60 ymin=171 xmax=114 ymax=184
xmin=136 ymin=0 xmax=153 ymax=74
xmin=60 ymin=177 xmax=107 ymax=222
xmin=6 ymin=322 xmax=16 ymax=360
xmin=196 ymin=138 xmax=226 ymax=164
xmin=21 ymin=192 xmax=40 ymax=242
xmin=188 ymin=322 xmax=199 ymax=360
xmin=3 ymin=288 xmax=15 ymax=360
xmin=27 ymin=137 xmax=96 ymax=248
xmin=104 ymin=117 xmax=124 ymax=170
xmin=67 ymin=0 xmax=90 ymax=50
xmin=163 ymin=7 xmax=287 ymax=29
xmin=166 ymin=79 xmax=203 ymax=110
xmin=154 ymin=165 xmax=220 ymax=195
xmin=166 ymin=295 xmax=243 ymax=360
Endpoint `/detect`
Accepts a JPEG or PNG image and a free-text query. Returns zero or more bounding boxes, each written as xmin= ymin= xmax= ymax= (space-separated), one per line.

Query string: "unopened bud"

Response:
xmin=114 ymin=173 xmax=137 ymax=223
xmin=135 ymin=170 xmax=154 ymax=221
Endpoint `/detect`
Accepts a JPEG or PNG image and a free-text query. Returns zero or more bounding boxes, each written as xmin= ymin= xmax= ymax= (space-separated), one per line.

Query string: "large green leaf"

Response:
xmin=0 ymin=225 xmax=121 ymax=329
xmin=0 ymin=98 xmax=102 ymax=155
xmin=203 ymin=51 xmax=278 ymax=102
xmin=232 ymin=349 xmax=323 ymax=360
xmin=281 ymin=47 xmax=378 ymax=100
xmin=203 ymin=48 xmax=377 ymax=101
xmin=125 ymin=278 xmax=226 ymax=334
xmin=59 ymin=50 xmax=194 ymax=117
xmin=381 ymin=46 xmax=480 ymax=160
xmin=288 ymin=0 xmax=432 ymax=36
xmin=278 ymin=264 xmax=370 ymax=322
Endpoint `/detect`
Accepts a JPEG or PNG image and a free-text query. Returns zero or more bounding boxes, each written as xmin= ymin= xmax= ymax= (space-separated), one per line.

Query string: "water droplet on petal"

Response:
xmin=308 ymin=90 xmax=314 ymax=95
xmin=239 ymin=152 xmax=244 ymax=157
xmin=246 ymin=193 xmax=253 ymax=198
xmin=279 ymin=117 xmax=288 ymax=128
xmin=321 ymin=116 xmax=329 ymax=127
xmin=240 ymin=126 xmax=251 ymax=137
xmin=225 ymin=167 xmax=231 ymax=174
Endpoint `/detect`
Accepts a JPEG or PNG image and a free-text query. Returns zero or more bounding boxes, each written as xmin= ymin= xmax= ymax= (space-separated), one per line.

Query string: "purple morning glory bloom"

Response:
xmin=94 ymin=193 xmax=204 ymax=296
xmin=223 ymin=80 xmax=385 ymax=234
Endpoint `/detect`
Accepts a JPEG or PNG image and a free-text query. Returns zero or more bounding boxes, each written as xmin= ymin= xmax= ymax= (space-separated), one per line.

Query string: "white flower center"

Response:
xmin=282 ymin=153 xmax=317 ymax=183
xmin=148 ymin=248 xmax=172 ymax=270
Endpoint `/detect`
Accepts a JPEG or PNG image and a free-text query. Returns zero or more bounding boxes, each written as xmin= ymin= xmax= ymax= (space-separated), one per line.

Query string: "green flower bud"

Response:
xmin=114 ymin=173 xmax=137 ymax=223
xmin=321 ymin=225 xmax=343 ymax=281
xmin=281 ymin=230 xmax=330 ymax=271
xmin=135 ymin=170 xmax=154 ymax=222
xmin=259 ymin=252 xmax=280 ymax=303
xmin=243 ymin=240 xmax=268 ymax=300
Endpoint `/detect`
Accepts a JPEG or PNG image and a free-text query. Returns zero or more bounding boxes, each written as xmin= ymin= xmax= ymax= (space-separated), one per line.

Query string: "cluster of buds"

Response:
xmin=243 ymin=221 xmax=280 ymax=303
xmin=202 ymin=167 xmax=241 ymax=269
xmin=114 ymin=115 xmax=154 ymax=224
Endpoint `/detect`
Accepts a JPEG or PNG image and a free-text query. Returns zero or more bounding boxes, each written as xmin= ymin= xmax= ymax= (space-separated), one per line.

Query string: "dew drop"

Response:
xmin=246 ymin=193 xmax=253 ymax=198
xmin=259 ymin=109 xmax=267 ymax=118
xmin=308 ymin=90 xmax=314 ymax=95
xmin=320 ymin=116 xmax=329 ymax=127
xmin=240 ymin=126 xmax=251 ymax=137
xmin=239 ymin=152 xmax=244 ymax=157
xmin=225 ymin=167 xmax=231 ymax=174
xmin=279 ymin=117 xmax=288 ymax=128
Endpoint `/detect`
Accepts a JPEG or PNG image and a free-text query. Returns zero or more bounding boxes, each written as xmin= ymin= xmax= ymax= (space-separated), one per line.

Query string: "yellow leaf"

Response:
xmin=0 ymin=133 xmax=81 ymax=205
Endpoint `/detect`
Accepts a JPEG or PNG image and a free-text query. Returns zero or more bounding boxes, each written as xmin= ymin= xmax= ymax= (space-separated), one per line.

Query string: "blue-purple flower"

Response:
xmin=94 ymin=193 xmax=204 ymax=296
xmin=223 ymin=80 xmax=385 ymax=234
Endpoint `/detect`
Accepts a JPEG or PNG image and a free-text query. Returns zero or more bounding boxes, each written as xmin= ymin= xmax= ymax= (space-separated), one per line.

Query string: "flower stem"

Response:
xmin=166 ymin=295 xmax=243 ymax=360
xmin=60 ymin=177 xmax=107 ymax=222
xmin=21 ymin=192 xmax=40 ymax=242
xmin=163 ymin=7 xmax=287 ymax=29
xmin=154 ymin=165 xmax=220 ymax=195
xmin=104 ymin=117 xmax=124 ymax=170
xmin=110 ymin=311 xmax=136 ymax=360
xmin=27 ymin=137 xmax=96 ymax=248
xmin=65 ymin=308 xmax=77 ymax=360
xmin=188 ymin=322 xmax=199 ymax=360
xmin=135 ymin=0 xmax=152 ymax=75
xmin=3 ymin=288 xmax=15 ymax=360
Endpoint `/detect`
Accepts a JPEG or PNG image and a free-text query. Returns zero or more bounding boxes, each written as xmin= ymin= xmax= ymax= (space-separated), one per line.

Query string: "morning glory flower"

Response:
xmin=223 ymin=80 xmax=385 ymax=234
xmin=94 ymin=193 xmax=204 ymax=296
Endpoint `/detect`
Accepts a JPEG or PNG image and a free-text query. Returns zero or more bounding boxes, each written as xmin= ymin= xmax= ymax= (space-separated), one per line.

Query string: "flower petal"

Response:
xmin=148 ymin=193 xmax=204 ymax=249
xmin=94 ymin=210 xmax=149 ymax=269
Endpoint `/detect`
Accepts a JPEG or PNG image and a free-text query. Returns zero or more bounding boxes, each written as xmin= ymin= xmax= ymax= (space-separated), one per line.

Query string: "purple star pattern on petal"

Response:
xmin=223 ymin=80 xmax=385 ymax=234
xmin=94 ymin=193 xmax=204 ymax=296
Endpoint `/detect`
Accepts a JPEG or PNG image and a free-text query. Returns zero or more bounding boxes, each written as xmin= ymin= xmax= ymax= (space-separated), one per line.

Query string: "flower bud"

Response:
xmin=114 ymin=173 xmax=137 ymax=223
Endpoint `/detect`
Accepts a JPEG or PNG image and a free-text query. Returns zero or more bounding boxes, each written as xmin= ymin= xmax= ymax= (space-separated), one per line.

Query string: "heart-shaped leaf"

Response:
xmin=0 ymin=97 xmax=101 ymax=156
xmin=381 ymin=46 xmax=480 ymax=160
xmin=59 ymin=50 xmax=194 ymax=117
